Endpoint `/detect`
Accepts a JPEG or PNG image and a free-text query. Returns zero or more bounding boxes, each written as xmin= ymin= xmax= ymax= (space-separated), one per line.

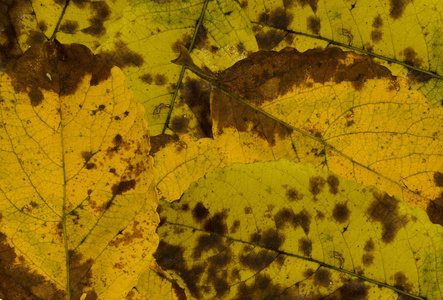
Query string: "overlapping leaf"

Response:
xmin=0 ymin=42 xmax=157 ymax=299
xmin=155 ymin=159 xmax=443 ymax=299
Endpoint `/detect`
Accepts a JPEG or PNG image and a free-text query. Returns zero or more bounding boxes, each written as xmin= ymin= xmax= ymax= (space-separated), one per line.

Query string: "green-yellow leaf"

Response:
xmin=0 ymin=42 xmax=158 ymax=299
xmin=155 ymin=159 xmax=443 ymax=299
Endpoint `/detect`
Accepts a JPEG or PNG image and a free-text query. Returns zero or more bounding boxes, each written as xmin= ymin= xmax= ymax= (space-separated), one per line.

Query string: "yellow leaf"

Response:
xmin=243 ymin=0 xmax=443 ymax=106
xmin=156 ymin=46 xmax=443 ymax=226
xmin=0 ymin=41 xmax=158 ymax=298
xmin=23 ymin=0 xmax=258 ymax=136
xmin=155 ymin=159 xmax=443 ymax=299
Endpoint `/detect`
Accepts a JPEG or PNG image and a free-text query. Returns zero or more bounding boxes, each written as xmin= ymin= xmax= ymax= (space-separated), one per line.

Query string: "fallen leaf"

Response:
xmin=0 ymin=41 xmax=158 ymax=299
xmin=155 ymin=159 xmax=443 ymax=299
xmin=155 ymin=47 xmax=443 ymax=227
xmin=243 ymin=0 xmax=443 ymax=106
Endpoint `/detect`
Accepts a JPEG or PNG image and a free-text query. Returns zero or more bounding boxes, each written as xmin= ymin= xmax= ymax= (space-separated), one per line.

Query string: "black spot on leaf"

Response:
xmin=81 ymin=1 xmax=110 ymax=37
xmin=259 ymin=8 xmax=293 ymax=30
xmin=255 ymin=29 xmax=286 ymax=50
xmin=112 ymin=180 xmax=136 ymax=195
xmin=327 ymin=175 xmax=339 ymax=194
xmin=362 ymin=253 xmax=374 ymax=266
xmin=101 ymin=40 xmax=144 ymax=68
xmin=364 ymin=239 xmax=374 ymax=252
xmin=194 ymin=25 xmax=209 ymax=50
xmin=154 ymin=74 xmax=167 ymax=85
xmin=314 ymin=268 xmax=332 ymax=287
xmin=192 ymin=202 xmax=209 ymax=221
xmin=170 ymin=115 xmax=189 ymax=133
xmin=298 ymin=237 xmax=312 ymax=256
xmin=285 ymin=186 xmax=303 ymax=201
xmin=434 ymin=172 xmax=443 ymax=187
xmin=307 ymin=16 xmax=321 ymax=35
xmin=294 ymin=0 xmax=318 ymax=12
xmin=260 ymin=228 xmax=285 ymax=250
xmin=336 ymin=279 xmax=370 ymax=299
xmin=309 ymin=176 xmax=326 ymax=196
xmin=371 ymin=30 xmax=383 ymax=42
xmin=235 ymin=274 xmax=283 ymax=299
xmin=393 ymin=271 xmax=413 ymax=292
xmin=203 ymin=211 xmax=227 ymax=235
xmin=275 ymin=208 xmax=311 ymax=234
xmin=230 ymin=219 xmax=240 ymax=234
xmin=193 ymin=234 xmax=224 ymax=260
xmin=389 ymin=0 xmax=412 ymax=19
xmin=240 ymin=250 xmax=275 ymax=271
xmin=139 ymin=73 xmax=152 ymax=84
xmin=332 ymin=203 xmax=350 ymax=223
xmin=60 ymin=20 xmax=79 ymax=34
xmin=85 ymin=162 xmax=95 ymax=170
xmin=372 ymin=15 xmax=383 ymax=28
xmin=366 ymin=191 xmax=408 ymax=243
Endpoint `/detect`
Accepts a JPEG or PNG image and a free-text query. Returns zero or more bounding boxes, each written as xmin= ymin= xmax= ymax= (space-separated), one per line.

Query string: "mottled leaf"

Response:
xmin=155 ymin=160 xmax=443 ymax=299
xmin=0 ymin=42 xmax=157 ymax=299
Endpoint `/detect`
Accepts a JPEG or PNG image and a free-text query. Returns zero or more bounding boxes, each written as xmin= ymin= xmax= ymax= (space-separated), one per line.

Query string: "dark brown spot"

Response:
xmin=81 ymin=1 xmax=110 ymax=37
xmin=170 ymin=115 xmax=189 ymax=133
xmin=192 ymin=202 xmax=209 ymax=221
xmin=434 ymin=172 xmax=443 ymax=187
xmin=260 ymin=228 xmax=284 ymax=250
xmin=203 ymin=211 xmax=228 ymax=235
xmin=364 ymin=239 xmax=374 ymax=252
xmin=113 ymin=134 xmax=122 ymax=146
xmin=98 ymin=104 xmax=105 ymax=110
xmin=393 ymin=271 xmax=413 ymax=292
xmin=85 ymin=162 xmax=95 ymax=169
xmin=285 ymin=186 xmax=303 ymax=201
xmin=407 ymin=69 xmax=432 ymax=83
xmin=371 ymin=30 xmax=383 ymax=42
xmin=181 ymin=203 xmax=189 ymax=211
xmin=366 ymin=191 xmax=408 ymax=243
xmin=259 ymin=8 xmax=293 ymax=30
xmin=68 ymin=250 xmax=97 ymax=299
xmin=26 ymin=30 xmax=46 ymax=45
xmin=235 ymin=273 xmax=283 ymax=299
xmin=101 ymin=40 xmax=144 ymax=68
xmin=172 ymin=34 xmax=192 ymax=53
xmin=275 ymin=208 xmax=311 ymax=234
xmin=332 ymin=203 xmax=350 ymax=223
xmin=362 ymin=253 xmax=374 ymax=266
xmin=317 ymin=211 xmax=325 ymax=220
xmin=314 ymin=268 xmax=332 ymax=287
xmin=180 ymin=78 xmax=212 ymax=137
xmin=193 ymin=234 xmax=224 ymax=260
xmin=403 ymin=46 xmax=422 ymax=67
xmin=28 ymin=88 xmax=44 ymax=106
xmin=327 ymin=175 xmax=339 ymax=194
xmin=372 ymin=15 xmax=383 ymax=28
xmin=154 ymin=74 xmax=167 ymax=85
xmin=39 ymin=21 xmax=48 ymax=32
xmin=230 ymin=219 xmax=240 ymax=234
xmin=298 ymin=237 xmax=312 ymax=256
xmin=307 ymin=16 xmax=320 ymax=35
xmin=255 ymin=29 xmax=285 ymax=50
xmin=240 ymin=250 xmax=275 ymax=271
xmin=194 ymin=25 xmax=209 ymax=50
xmin=389 ymin=0 xmax=412 ymax=19
xmin=5 ymin=42 xmax=112 ymax=105
xmin=244 ymin=206 xmax=252 ymax=214
xmin=309 ymin=176 xmax=326 ymax=196
xmin=294 ymin=0 xmax=318 ymax=12
xmin=427 ymin=194 xmax=443 ymax=226
xmin=140 ymin=74 xmax=152 ymax=84
xmin=149 ymin=134 xmax=180 ymax=155
xmin=337 ymin=279 xmax=370 ymax=299
xmin=59 ymin=20 xmax=79 ymax=34
xmin=112 ymin=180 xmax=136 ymax=195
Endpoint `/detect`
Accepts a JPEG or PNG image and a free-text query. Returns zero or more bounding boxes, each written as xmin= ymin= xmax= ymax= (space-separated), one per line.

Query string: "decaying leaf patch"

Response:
xmin=0 ymin=42 xmax=158 ymax=298
xmin=155 ymin=160 xmax=443 ymax=299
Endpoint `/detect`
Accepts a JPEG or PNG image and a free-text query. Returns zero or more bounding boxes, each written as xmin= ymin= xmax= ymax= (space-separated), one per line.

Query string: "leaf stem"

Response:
xmin=162 ymin=0 xmax=211 ymax=134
